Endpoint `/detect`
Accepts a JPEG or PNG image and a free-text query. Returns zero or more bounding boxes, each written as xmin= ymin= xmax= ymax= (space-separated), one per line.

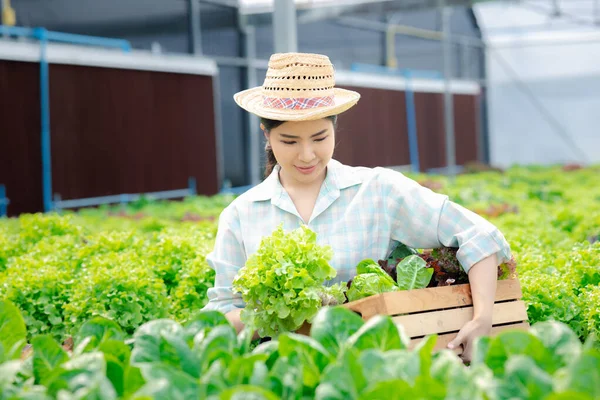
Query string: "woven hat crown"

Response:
xmin=233 ymin=52 xmax=360 ymax=121
xmin=261 ymin=53 xmax=335 ymax=99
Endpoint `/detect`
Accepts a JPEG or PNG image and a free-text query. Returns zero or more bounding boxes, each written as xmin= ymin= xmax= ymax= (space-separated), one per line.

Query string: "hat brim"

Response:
xmin=233 ymin=87 xmax=360 ymax=121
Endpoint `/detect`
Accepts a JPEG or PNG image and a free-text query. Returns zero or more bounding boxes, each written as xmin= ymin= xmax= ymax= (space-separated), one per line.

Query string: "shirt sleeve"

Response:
xmin=202 ymin=204 xmax=247 ymax=314
xmin=380 ymin=168 xmax=512 ymax=273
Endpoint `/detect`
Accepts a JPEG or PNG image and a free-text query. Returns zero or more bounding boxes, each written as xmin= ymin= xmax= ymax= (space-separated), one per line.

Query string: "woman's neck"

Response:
xmin=279 ymin=167 xmax=327 ymax=195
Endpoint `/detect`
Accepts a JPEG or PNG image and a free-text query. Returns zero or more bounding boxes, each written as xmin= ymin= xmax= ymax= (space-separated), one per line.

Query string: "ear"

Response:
xmin=260 ymin=123 xmax=266 ymax=132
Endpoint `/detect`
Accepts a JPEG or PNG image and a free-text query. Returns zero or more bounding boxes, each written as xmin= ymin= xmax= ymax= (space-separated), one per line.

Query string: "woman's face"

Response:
xmin=264 ymin=118 xmax=335 ymax=187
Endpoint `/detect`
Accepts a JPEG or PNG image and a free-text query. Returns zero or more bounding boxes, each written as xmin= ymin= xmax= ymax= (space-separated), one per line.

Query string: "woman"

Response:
xmin=203 ymin=52 xmax=511 ymax=362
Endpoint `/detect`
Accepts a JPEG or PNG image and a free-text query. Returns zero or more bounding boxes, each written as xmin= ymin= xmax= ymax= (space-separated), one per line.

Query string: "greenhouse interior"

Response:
xmin=0 ymin=0 xmax=599 ymax=398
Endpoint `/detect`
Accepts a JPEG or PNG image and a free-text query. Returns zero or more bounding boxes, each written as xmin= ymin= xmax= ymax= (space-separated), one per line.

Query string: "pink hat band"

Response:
xmin=262 ymin=95 xmax=335 ymax=110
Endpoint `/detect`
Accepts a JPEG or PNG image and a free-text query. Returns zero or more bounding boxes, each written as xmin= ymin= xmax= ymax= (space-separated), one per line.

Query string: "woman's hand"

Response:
xmin=448 ymin=316 xmax=492 ymax=363
xmin=226 ymin=308 xmax=261 ymax=341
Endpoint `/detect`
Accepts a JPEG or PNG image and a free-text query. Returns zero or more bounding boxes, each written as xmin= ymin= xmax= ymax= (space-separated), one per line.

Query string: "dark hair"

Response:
xmin=260 ymin=115 xmax=338 ymax=177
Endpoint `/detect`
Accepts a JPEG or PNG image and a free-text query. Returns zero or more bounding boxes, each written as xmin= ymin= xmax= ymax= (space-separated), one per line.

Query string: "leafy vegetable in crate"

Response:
xmin=346 ymin=259 xmax=399 ymax=302
xmin=377 ymin=243 xmax=517 ymax=288
xmin=347 ymin=255 xmax=434 ymax=301
xmin=232 ymin=225 xmax=346 ymax=338
xmin=346 ymin=243 xmax=518 ymax=301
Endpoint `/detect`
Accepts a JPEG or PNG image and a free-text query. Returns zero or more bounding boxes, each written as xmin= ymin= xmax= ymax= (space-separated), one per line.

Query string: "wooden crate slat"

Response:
xmin=393 ymin=300 xmax=529 ymax=338
xmin=382 ymin=278 xmax=523 ymax=316
xmin=341 ymin=291 xmax=388 ymax=320
xmin=408 ymin=322 xmax=531 ymax=354
xmin=341 ymin=279 xmax=523 ymax=321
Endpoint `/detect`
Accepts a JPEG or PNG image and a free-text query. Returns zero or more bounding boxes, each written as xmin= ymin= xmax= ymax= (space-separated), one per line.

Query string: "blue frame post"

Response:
xmin=33 ymin=28 xmax=54 ymax=212
xmin=188 ymin=177 xmax=197 ymax=195
xmin=403 ymin=70 xmax=420 ymax=173
xmin=0 ymin=184 xmax=8 ymax=217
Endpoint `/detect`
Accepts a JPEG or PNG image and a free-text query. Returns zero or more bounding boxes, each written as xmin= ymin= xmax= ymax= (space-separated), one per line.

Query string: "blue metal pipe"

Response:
xmin=33 ymin=28 xmax=54 ymax=212
xmin=0 ymin=25 xmax=131 ymax=52
xmin=0 ymin=25 xmax=35 ymax=36
xmin=188 ymin=177 xmax=197 ymax=195
xmin=0 ymin=184 xmax=8 ymax=217
xmin=403 ymin=70 xmax=420 ymax=173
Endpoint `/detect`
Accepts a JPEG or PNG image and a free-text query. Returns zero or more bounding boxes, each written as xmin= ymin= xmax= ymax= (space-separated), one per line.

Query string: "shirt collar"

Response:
xmin=246 ymin=159 xmax=363 ymax=203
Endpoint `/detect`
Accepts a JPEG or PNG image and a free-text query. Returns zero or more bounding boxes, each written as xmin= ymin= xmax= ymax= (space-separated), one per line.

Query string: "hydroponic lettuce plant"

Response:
xmin=232 ymin=225 xmax=346 ymax=338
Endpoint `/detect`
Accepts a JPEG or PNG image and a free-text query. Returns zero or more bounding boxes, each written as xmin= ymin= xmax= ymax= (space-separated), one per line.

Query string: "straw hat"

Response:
xmin=234 ymin=52 xmax=360 ymax=121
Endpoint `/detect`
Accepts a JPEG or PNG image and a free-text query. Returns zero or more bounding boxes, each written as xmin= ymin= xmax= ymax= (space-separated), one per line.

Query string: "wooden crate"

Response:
xmin=341 ymin=278 xmax=529 ymax=354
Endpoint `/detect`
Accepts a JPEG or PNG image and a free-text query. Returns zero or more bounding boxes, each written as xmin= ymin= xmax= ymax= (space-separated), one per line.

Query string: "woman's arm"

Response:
xmin=469 ymin=253 xmax=498 ymax=323
xmin=447 ymin=253 xmax=498 ymax=361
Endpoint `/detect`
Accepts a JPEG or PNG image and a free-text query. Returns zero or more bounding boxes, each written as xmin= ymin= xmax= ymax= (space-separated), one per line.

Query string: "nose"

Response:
xmin=298 ymin=143 xmax=316 ymax=163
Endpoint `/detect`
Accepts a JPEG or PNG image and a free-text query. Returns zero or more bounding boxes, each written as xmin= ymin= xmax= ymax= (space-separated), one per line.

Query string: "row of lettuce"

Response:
xmin=1 ymin=165 xmax=598 ymax=343
xmin=1 ymin=299 xmax=599 ymax=399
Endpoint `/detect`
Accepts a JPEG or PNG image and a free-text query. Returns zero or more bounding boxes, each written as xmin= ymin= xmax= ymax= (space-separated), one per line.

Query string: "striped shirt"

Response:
xmin=202 ymin=159 xmax=511 ymax=314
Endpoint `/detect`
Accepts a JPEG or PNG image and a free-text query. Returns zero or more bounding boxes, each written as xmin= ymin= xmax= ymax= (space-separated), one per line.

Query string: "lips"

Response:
xmin=295 ymin=164 xmax=317 ymax=175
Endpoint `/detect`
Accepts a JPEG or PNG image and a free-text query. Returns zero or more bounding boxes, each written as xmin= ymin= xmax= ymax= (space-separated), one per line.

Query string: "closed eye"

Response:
xmin=281 ymin=136 xmax=328 ymax=145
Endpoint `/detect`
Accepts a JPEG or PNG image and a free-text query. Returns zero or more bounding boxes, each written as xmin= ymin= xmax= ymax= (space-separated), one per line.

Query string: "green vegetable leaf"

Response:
xmin=194 ymin=324 xmax=238 ymax=375
xmin=135 ymin=364 xmax=200 ymax=400
xmin=431 ymin=350 xmax=493 ymax=400
xmin=224 ymin=353 xmax=270 ymax=387
xmin=0 ymin=360 xmax=22 ymax=386
xmin=395 ymin=255 xmax=434 ymax=290
xmin=233 ymin=225 xmax=336 ymax=337
xmin=346 ymin=273 xmax=398 ymax=302
xmin=387 ymin=242 xmax=417 ymax=261
xmin=131 ymin=319 xmax=200 ymax=378
xmin=318 ymin=282 xmax=348 ymax=306
xmin=346 ymin=315 xmax=409 ymax=352
xmin=267 ymin=353 xmax=304 ymax=399
xmin=183 ymin=310 xmax=231 ymax=340
xmin=554 ymin=347 xmax=600 ymax=398
xmin=310 ymin=307 xmax=365 ymax=355
xmin=544 ymin=392 xmax=594 ymax=400
xmin=356 ymin=259 xmax=398 ymax=286
xmin=31 ymin=335 xmax=69 ymax=384
xmin=496 ymin=355 xmax=554 ymax=400
xmin=482 ymin=331 xmax=559 ymax=377
xmin=530 ymin=321 xmax=582 ymax=368
xmin=97 ymin=339 xmax=132 ymax=396
xmin=278 ymin=333 xmax=332 ymax=388
xmin=315 ymin=348 xmax=367 ymax=400
xmin=45 ymin=352 xmax=116 ymax=400
xmin=0 ymin=300 xmax=27 ymax=360
xmin=74 ymin=317 xmax=126 ymax=353
xmin=360 ymin=349 xmax=419 ymax=385
xmin=219 ymin=385 xmax=280 ymax=400
xmin=357 ymin=379 xmax=413 ymax=399
xmin=123 ymin=366 xmax=146 ymax=398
